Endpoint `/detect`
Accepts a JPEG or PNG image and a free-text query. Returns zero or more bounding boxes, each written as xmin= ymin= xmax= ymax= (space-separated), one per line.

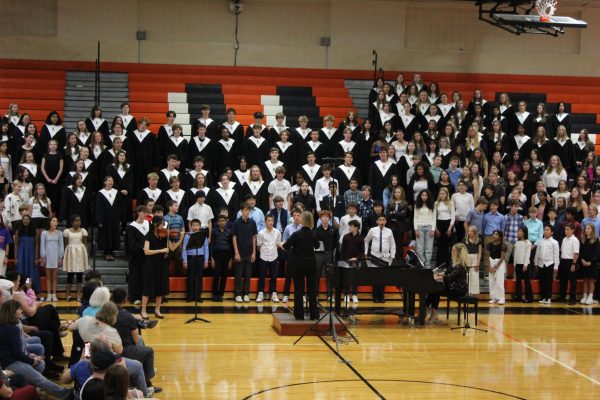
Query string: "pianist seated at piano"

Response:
xmin=425 ymin=243 xmax=469 ymax=323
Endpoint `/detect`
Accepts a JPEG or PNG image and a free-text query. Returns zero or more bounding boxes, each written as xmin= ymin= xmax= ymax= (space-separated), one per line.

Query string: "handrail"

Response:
xmin=372 ymin=50 xmax=378 ymax=82
xmin=378 ymin=67 xmax=384 ymax=81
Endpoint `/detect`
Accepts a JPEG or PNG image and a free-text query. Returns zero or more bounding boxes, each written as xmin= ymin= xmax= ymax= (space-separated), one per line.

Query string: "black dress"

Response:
xmin=126 ymin=221 xmax=148 ymax=302
xmin=142 ymin=232 xmax=169 ymax=297
xmin=579 ymin=240 xmax=600 ymax=280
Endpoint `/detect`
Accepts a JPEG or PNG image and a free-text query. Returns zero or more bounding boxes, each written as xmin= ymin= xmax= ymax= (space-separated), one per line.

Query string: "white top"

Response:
xmin=513 ymin=240 xmax=532 ymax=266
xmin=364 ymin=226 xmax=396 ymax=259
xmin=314 ymin=176 xmax=335 ymax=203
xmin=414 ymin=207 xmax=436 ymax=227
xmin=338 ymin=214 xmax=362 ymax=244
xmin=560 ymin=235 xmax=580 ymax=260
xmin=435 ymin=201 xmax=456 ymax=226
xmin=186 ymin=203 xmax=214 ymax=228
xmin=535 ymin=237 xmax=560 ymax=269
xmin=267 ymin=179 xmax=292 ymax=210
xmin=5 ymin=193 xmax=22 ymax=222
xmin=412 ymin=180 xmax=429 ymax=201
xmin=542 ymin=169 xmax=568 ymax=189
xmin=451 ymin=192 xmax=474 ymax=221
xmin=257 ymin=228 xmax=282 ymax=262
xmin=28 ymin=197 xmax=51 ymax=219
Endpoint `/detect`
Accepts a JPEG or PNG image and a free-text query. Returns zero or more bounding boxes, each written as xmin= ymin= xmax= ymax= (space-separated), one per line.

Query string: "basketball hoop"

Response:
xmin=536 ymin=0 xmax=558 ymax=22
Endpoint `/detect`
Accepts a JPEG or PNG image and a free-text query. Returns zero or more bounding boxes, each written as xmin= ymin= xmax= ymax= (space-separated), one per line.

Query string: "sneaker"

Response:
xmin=539 ymin=299 xmax=546 ymax=304
xmin=256 ymin=292 xmax=264 ymax=303
xmin=352 ymin=295 xmax=359 ymax=303
xmin=580 ymin=294 xmax=589 ymax=304
xmin=593 ymin=299 xmax=599 ymax=304
xmin=282 ymin=295 xmax=289 ymax=303
xmin=497 ymin=299 xmax=505 ymax=305
xmin=546 ymin=299 xmax=551 ymax=305
xmin=488 ymin=299 xmax=497 ymax=304
xmin=271 ymin=292 xmax=279 ymax=302
xmin=243 ymin=295 xmax=250 ymax=302
xmin=134 ymin=300 xmax=142 ymax=305
xmin=235 ymin=296 xmax=243 ymax=303
xmin=344 ymin=295 xmax=350 ymax=303
xmin=585 ymin=297 xmax=594 ymax=305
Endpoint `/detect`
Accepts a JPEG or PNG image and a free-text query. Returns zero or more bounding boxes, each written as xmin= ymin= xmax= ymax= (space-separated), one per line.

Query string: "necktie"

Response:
xmin=379 ymin=229 xmax=383 ymax=253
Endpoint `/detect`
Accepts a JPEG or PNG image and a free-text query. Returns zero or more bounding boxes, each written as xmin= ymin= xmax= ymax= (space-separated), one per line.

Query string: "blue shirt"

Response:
xmin=231 ymin=217 xmax=258 ymax=257
xmin=483 ymin=211 xmax=505 ymax=236
xmin=182 ymin=232 xmax=209 ymax=263
xmin=523 ymin=218 xmax=543 ymax=245
xmin=283 ymin=223 xmax=301 ymax=242
xmin=446 ymin=168 xmax=462 ymax=189
xmin=236 ymin=208 xmax=266 ymax=232
xmin=164 ymin=213 xmax=185 ymax=240
xmin=466 ymin=209 xmax=485 ymax=235
xmin=82 ymin=306 xmax=100 ymax=318
xmin=581 ymin=217 xmax=600 ymax=238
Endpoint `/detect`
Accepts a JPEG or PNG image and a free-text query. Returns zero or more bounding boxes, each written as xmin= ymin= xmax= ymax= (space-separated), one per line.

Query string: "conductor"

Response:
xmin=283 ymin=211 xmax=320 ymax=320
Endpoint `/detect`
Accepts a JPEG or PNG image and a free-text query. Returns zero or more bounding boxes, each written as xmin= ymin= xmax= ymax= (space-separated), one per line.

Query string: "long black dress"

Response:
xmin=107 ymin=164 xmax=134 ymax=226
xmin=128 ymin=130 xmax=158 ymax=195
xmin=95 ymin=188 xmax=123 ymax=254
xmin=142 ymin=232 xmax=169 ymax=297
xmin=42 ymin=152 xmax=62 ymax=215
xmin=126 ymin=220 xmax=149 ymax=302
xmin=59 ymin=185 xmax=92 ymax=228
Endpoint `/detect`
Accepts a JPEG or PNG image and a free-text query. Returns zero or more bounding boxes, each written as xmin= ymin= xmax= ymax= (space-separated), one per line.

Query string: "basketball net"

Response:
xmin=536 ymin=0 xmax=558 ymax=22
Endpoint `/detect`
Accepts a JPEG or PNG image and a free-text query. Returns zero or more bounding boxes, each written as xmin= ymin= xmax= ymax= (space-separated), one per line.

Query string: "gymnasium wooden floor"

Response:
xmin=60 ymin=298 xmax=600 ymax=399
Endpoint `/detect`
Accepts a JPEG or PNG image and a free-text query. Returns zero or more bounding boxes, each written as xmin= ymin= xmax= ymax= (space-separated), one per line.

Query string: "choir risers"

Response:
xmin=263 ymin=105 xmax=283 ymax=115
xmin=168 ymin=92 xmax=187 ymax=103
xmin=261 ymin=95 xmax=280 ymax=106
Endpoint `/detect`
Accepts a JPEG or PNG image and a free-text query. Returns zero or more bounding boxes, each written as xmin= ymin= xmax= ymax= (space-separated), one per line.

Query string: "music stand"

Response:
xmin=450 ymin=265 xmax=486 ymax=335
xmin=184 ymin=230 xmax=211 ymax=324
xmin=294 ymin=261 xmax=359 ymax=352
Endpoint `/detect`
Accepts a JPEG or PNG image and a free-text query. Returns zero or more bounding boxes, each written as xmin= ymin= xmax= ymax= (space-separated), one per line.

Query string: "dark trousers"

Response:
xmin=426 ymin=289 xmax=465 ymax=310
xmin=539 ymin=266 xmax=554 ymax=300
xmin=454 ymin=221 xmax=466 ymax=244
xmin=24 ymin=304 xmax=64 ymax=357
xmin=212 ymin=250 xmax=231 ymax=297
xmin=515 ymin=264 xmax=533 ymax=301
xmin=283 ymin=255 xmax=294 ymax=297
xmin=373 ymin=286 xmax=385 ymax=300
xmin=31 ymin=330 xmax=53 ymax=360
xmin=293 ymin=263 xmax=319 ymax=320
xmin=315 ymin=251 xmax=331 ymax=297
xmin=234 ymin=256 xmax=252 ymax=296
xmin=258 ymin=259 xmax=278 ymax=293
xmin=435 ymin=219 xmax=452 ymax=268
xmin=558 ymin=258 xmax=577 ymax=301
xmin=123 ymin=343 xmax=155 ymax=383
xmin=186 ymin=255 xmax=205 ymax=301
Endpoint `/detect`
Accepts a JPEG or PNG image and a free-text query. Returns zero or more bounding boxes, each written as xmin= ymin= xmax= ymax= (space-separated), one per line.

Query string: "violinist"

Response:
xmin=141 ymin=215 xmax=170 ymax=320
xmin=163 ymin=200 xmax=185 ymax=275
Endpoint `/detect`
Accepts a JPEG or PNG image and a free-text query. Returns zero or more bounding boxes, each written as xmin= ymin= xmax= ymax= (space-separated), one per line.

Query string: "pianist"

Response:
xmin=425 ymin=243 xmax=468 ymax=322
xmin=364 ymin=214 xmax=396 ymax=303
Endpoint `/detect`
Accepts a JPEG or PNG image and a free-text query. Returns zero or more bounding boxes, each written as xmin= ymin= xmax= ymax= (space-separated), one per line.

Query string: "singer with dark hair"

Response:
xmin=283 ymin=211 xmax=320 ymax=320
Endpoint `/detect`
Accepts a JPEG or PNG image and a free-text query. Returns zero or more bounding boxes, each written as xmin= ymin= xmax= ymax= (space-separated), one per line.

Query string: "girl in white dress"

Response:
xmin=63 ymin=215 xmax=89 ymax=301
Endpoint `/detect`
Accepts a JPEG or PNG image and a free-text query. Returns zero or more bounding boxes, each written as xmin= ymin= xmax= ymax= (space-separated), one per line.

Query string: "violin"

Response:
xmin=156 ymin=227 xmax=169 ymax=238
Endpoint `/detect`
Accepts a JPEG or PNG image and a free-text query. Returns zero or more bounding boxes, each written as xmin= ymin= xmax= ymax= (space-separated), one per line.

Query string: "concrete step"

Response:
xmin=65 ymin=99 xmax=127 ymax=108
xmin=66 ymin=72 xmax=128 ymax=82
xmin=344 ymin=80 xmax=375 ymax=89
xmin=66 ymin=81 xmax=128 ymax=89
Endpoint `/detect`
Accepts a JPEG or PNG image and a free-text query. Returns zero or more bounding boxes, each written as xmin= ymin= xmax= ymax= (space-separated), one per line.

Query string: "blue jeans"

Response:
xmin=26 ymin=336 xmax=45 ymax=356
xmin=416 ymin=225 xmax=434 ymax=269
xmin=7 ymin=361 xmax=72 ymax=399
xmin=124 ymin=357 xmax=150 ymax=395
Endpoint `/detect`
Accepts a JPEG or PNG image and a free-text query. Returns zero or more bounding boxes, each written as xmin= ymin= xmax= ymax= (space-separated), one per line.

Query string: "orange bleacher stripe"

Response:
xmin=0 ymin=98 xmax=63 ymax=111
xmin=223 ymin=94 xmax=261 ymax=105
xmin=225 ymin=105 xmax=263 ymax=115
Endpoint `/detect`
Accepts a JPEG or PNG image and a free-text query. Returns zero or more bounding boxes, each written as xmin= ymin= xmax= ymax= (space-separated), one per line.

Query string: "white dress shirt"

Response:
xmin=257 ymin=227 xmax=282 ymax=262
xmin=186 ymin=203 xmax=214 ymax=228
xmin=560 ymin=235 xmax=580 ymax=260
xmin=452 ymin=192 xmax=474 ymax=221
xmin=364 ymin=226 xmax=396 ymax=259
xmin=513 ymin=240 xmax=532 ymax=265
xmin=534 ymin=237 xmax=560 ymax=269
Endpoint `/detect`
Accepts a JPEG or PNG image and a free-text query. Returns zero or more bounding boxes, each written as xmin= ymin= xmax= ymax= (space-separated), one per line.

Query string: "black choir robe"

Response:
xmin=337 ymin=123 xmax=360 ymax=138
xmin=184 ymin=169 xmax=213 ymax=191
xmin=62 ymin=146 xmax=80 ymax=177
xmin=334 ymin=141 xmax=358 ymax=161
xmin=368 ymin=160 xmax=398 ymax=201
xmin=221 ymin=121 xmax=245 ymax=142
xmin=242 ymin=181 xmax=270 ymax=213
xmin=512 ymin=111 xmax=535 ymax=138
xmin=551 ymin=113 xmax=571 ymax=138
xmin=483 ymin=133 xmax=511 ymax=161
xmin=192 ymin=118 xmax=219 ymax=140
xmin=76 ymin=132 xmax=92 ymax=148
xmin=187 ymin=136 xmax=216 ymax=172
xmin=552 ymin=138 xmax=577 ymax=174
xmin=39 ymin=124 xmax=66 ymax=151
xmin=375 ymin=113 xmax=399 ymax=133
xmin=261 ymin=161 xmax=284 ymax=185
xmin=397 ymin=114 xmax=418 ymax=141
xmin=214 ymin=139 xmax=240 ymax=176
xmin=125 ymin=220 xmax=149 ymax=302
xmin=128 ymin=129 xmax=158 ymax=195
xmin=184 ymin=187 xmax=212 ymax=211
xmin=137 ymin=186 xmax=162 ymax=207
xmin=209 ymin=187 xmax=240 ymax=221
xmin=574 ymin=141 xmax=594 ymax=167
xmin=533 ymin=140 xmax=554 ymax=165
xmin=291 ymin=127 xmax=312 ymax=145
xmin=164 ymin=136 xmax=189 ymax=168
xmin=81 ymin=159 xmax=99 ymax=193
xmin=118 ymin=114 xmax=137 ymax=135
xmin=59 ymin=185 xmax=92 ymax=228
xmin=510 ymin=135 xmax=533 ymax=162
xmin=85 ymin=118 xmax=110 ymax=141
xmin=334 ymin=164 xmax=360 ymax=196
xmin=299 ymin=164 xmax=323 ymax=191
xmin=107 ymin=164 xmax=134 ymax=224
xmin=66 ymin=171 xmax=92 ymax=194
xmin=107 ymin=134 xmax=131 ymax=153
xmin=319 ymin=127 xmax=343 ymax=155
xmin=157 ymin=169 xmax=180 ymax=192
xmin=303 ymin=141 xmax=327 ymax=165
xmin=97 ymin=148 xmax=121 ymax=184
xmin=244 ymin=136 xmax=270 ymax=167
xmin=268 ymin=126 xmax=288 ymax=147
xmin=499 ymin=105 xmax=515 ymax=134
xmin=356 ymin=131 xmax=376 ymax=185
xmin=95 ymin=188 xmax=123 ymax=251
xmin=158 ymin=189 xmax=188 ymax=218
xmin=438 ymin=149 xmax=455 ymax=170
xmin=232 ymin=169 xmax=250 ymax=188
xmin=245 ymin=124 xmax=269 ymax=141
xmin=274 ymin=141 xmax=297 ymax=179
xmin=533 ymin=116 xmax=553 ymax=138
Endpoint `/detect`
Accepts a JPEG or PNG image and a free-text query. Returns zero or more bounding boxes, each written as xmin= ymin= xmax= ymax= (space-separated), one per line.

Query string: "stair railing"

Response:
xmin=94 ymin=41 xmax=101 ymax=106
xmin=372 ymin=50 xmax=378 ymax=82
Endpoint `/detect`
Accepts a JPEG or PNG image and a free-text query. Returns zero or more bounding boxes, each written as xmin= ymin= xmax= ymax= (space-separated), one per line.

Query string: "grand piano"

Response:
xmin=334 ymin=257 xmax=444 ymax=325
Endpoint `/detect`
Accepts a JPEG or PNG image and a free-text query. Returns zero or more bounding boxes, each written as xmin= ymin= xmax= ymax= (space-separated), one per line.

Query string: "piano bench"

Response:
xmin=446 ymin=296 xmax=479 ymax=326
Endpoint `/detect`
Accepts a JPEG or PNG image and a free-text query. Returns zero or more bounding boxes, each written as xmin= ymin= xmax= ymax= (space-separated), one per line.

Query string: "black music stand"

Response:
xmin=185 ymin=230 xmax=211 ymax=324
xmin=450 ymin=265 xmax=486 ymax=335
xmin=293 ymin=261 xmax=359 ymax=351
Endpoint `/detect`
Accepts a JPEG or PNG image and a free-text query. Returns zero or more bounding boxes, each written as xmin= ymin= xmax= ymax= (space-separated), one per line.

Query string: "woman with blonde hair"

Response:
xmin=283 ymin=210 xmax=320 ymax=320
xmin=434 ymin=187 xmax=455 ymax=268
xmin=425 ymin=243 xmax=468 ymax=322
xmin=542 ymin=155 xmax=567 ymax=195
xmin=464 ymin=226 xmax=482 ymax=296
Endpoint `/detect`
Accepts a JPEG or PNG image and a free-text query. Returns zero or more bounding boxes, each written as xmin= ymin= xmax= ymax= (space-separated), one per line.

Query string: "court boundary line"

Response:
xmin=479 ymin=319 xmax=600 ymax=386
